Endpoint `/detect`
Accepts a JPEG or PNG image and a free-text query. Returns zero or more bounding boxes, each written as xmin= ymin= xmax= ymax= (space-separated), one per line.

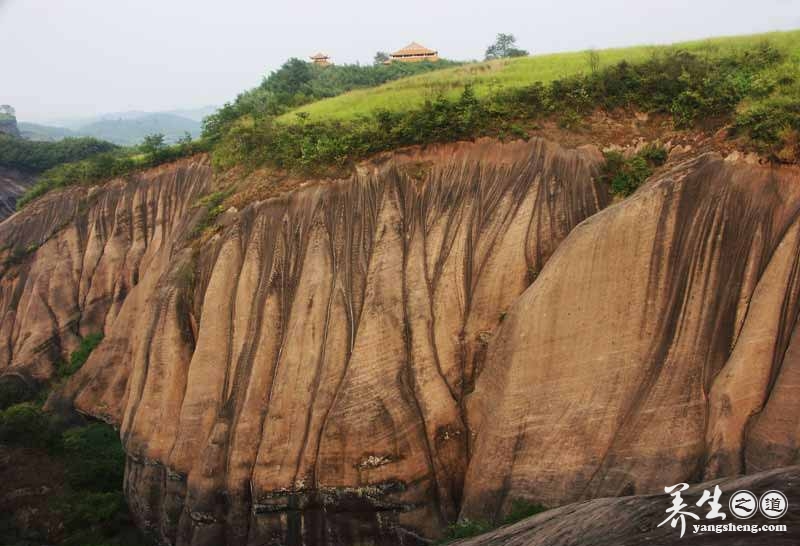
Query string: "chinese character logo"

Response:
xmin=729 ymin=490 xmax=758 ymax=519
xmin=696 ymin=485 xmax=726 ymax=520
xmin=759 ymin=490 xmax=788 ymax=519
xmin=658 ymin=483 xmax=699 ymax=538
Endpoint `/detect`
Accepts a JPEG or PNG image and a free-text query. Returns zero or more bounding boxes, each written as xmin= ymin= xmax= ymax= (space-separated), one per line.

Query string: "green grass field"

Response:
xmin=280 ymin=30 xmax=800 ymax=123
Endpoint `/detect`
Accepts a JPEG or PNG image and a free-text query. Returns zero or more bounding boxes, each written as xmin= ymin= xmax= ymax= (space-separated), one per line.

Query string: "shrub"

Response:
xmin=439 ymin=518 xmax=493 ymax=543
xmin=62 ymin=423 xmax=125 ymax=492
xmin=60 ymin=491 xmax=127 ymax=530
xmin=58 ymin=332 xmax=104 ymax=377
xmin=190 ymin=189 xmax=234 ymax=237
xmin=0 ymin=375 xmax=37 ymax=410
xmin=733 ymin=95 xmax=800 ymax=160
xmin=638 ymin=142 xmax=669 ymax=165
xmin=502 ymin=499 xmax=547 ymax=525
xmin=602 ymin=144 xmax=667 ymax=197
xmin=0 ymin=402 xmax=62 ymax=450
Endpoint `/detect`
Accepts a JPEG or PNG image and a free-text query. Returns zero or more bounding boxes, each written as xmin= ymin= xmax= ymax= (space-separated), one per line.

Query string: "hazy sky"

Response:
xmin=1 ymin=0 xmax=798 ymax=123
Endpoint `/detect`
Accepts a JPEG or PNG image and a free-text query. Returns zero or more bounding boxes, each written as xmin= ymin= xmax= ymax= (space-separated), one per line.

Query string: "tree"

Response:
xmin=140 ymin=133 xmax=166 ymax=156
xmin=178 ymin=131 xmax=193 ymax=146
xmin=374 ymin=51 xmax=390 ymax=65
xmin=0 ymin=105 xmax=15 ymax=116
xmin=262 ymin=58 xmax=315 ymax=101
xmin=485 ymin=33 xmax=529 ymax=60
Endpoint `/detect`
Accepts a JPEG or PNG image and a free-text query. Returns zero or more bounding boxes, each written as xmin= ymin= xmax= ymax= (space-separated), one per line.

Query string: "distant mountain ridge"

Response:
xmin=18 ymin=122 xmax=80 ymax=141
xmin=75 ymin=113 xmax=202 ymax=146
xmin=19 ymin=106 xmax=217 ymax=145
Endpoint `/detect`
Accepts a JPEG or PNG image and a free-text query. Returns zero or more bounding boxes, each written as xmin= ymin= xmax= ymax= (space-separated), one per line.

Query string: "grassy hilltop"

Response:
xmin=204 ymin=29 xmax=799 ymax=174
xmin=282 ymin=30 xmax=800 ymax=122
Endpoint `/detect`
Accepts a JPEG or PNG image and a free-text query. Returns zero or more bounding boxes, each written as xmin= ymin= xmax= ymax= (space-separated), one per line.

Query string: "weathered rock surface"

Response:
xmin=0 ymin=158 xmax=211 ymax=381
xmin=1 ymin=138 xmax=799 ymax=545
xmin=456 ymin=466 xmax=800 ymax=546
xmin=461 ymin=155 xmax=800 ymax=521
xmin=67 ymin=139 xmax=606 ymax=545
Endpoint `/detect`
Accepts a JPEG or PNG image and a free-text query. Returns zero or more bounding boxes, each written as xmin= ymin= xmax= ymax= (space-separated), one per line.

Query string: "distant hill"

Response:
xmin=21 ymin=106 xmax=218 ymax=146
xmin=75 ymin=113 xmax=202 ymax=146
xmin=18 ymin=122 xmax=80 ymax=142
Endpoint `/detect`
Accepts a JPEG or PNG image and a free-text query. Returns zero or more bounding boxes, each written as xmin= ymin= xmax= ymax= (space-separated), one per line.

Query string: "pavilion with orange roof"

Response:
xmin=388 ymin=42 xmax=439 ymax=63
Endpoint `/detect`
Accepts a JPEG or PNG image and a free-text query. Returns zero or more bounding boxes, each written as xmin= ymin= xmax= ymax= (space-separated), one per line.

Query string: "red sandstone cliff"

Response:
xmin=0 ymin=138 xmax=798 ymax=545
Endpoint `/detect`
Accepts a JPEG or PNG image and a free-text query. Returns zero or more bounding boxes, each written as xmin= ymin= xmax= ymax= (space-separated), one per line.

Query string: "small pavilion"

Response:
xmin=388 ymin=42 xmax=439 ymax=63
xmin=309 ymin=52 xmax=332 ymax=66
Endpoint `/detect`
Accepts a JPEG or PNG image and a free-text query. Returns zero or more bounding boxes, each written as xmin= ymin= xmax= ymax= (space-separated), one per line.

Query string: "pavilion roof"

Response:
xmin=391 ymin=42 xmax=437 ymax=56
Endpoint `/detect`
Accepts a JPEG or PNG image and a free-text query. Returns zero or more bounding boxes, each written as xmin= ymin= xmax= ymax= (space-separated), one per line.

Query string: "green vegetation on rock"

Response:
xmin=437 ymin=500 xmax=548 ymax=544
xmin=15 ymin=136 xmax=207 ymax=209
xmin=602 ymin=144 xmax=668 ymax=197
xmin=190 ymin=188 xmax=234 ymax=238
xmin=277 ymin=30 xmax=800 ymax=123
xmin=502 ymin=499 xmax=548 ymax=525
xmin=57 ymin=333 xmax=104 ymax=378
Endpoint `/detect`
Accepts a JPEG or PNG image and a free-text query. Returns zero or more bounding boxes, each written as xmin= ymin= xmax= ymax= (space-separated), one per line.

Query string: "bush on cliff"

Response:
xmin=62 ymin=423 xmax=126 ymax=492
xmin=0 ymin=407 xmax=144 ymax=545
xmin=0 ymin=375 xmax=38 ymax=411
xmin=502 ymin=499 xmax=548 ymax=525
xmin=0 ymin=402 xmax=62 ymax=449
xmin=734 ymin=94 xmax=800 ymax=162
xmin=601 ymin=144 xmax=668 ymax=197
xmin=57 ymin=332 xmax=104 ymax=378
xmin=440 ymin=518 xmax=493 ymax=543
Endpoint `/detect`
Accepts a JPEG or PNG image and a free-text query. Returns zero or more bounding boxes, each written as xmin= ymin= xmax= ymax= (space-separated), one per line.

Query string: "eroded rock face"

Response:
xmin=2 ymin=139 xmax=799 ymax=545
xmin=462 ymin=154 xmax=800 ymax=520
xmin=0 ymin=158 xmax=211 ymax=382
xmin=71 ymin=139 xmax=606 ymax=545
